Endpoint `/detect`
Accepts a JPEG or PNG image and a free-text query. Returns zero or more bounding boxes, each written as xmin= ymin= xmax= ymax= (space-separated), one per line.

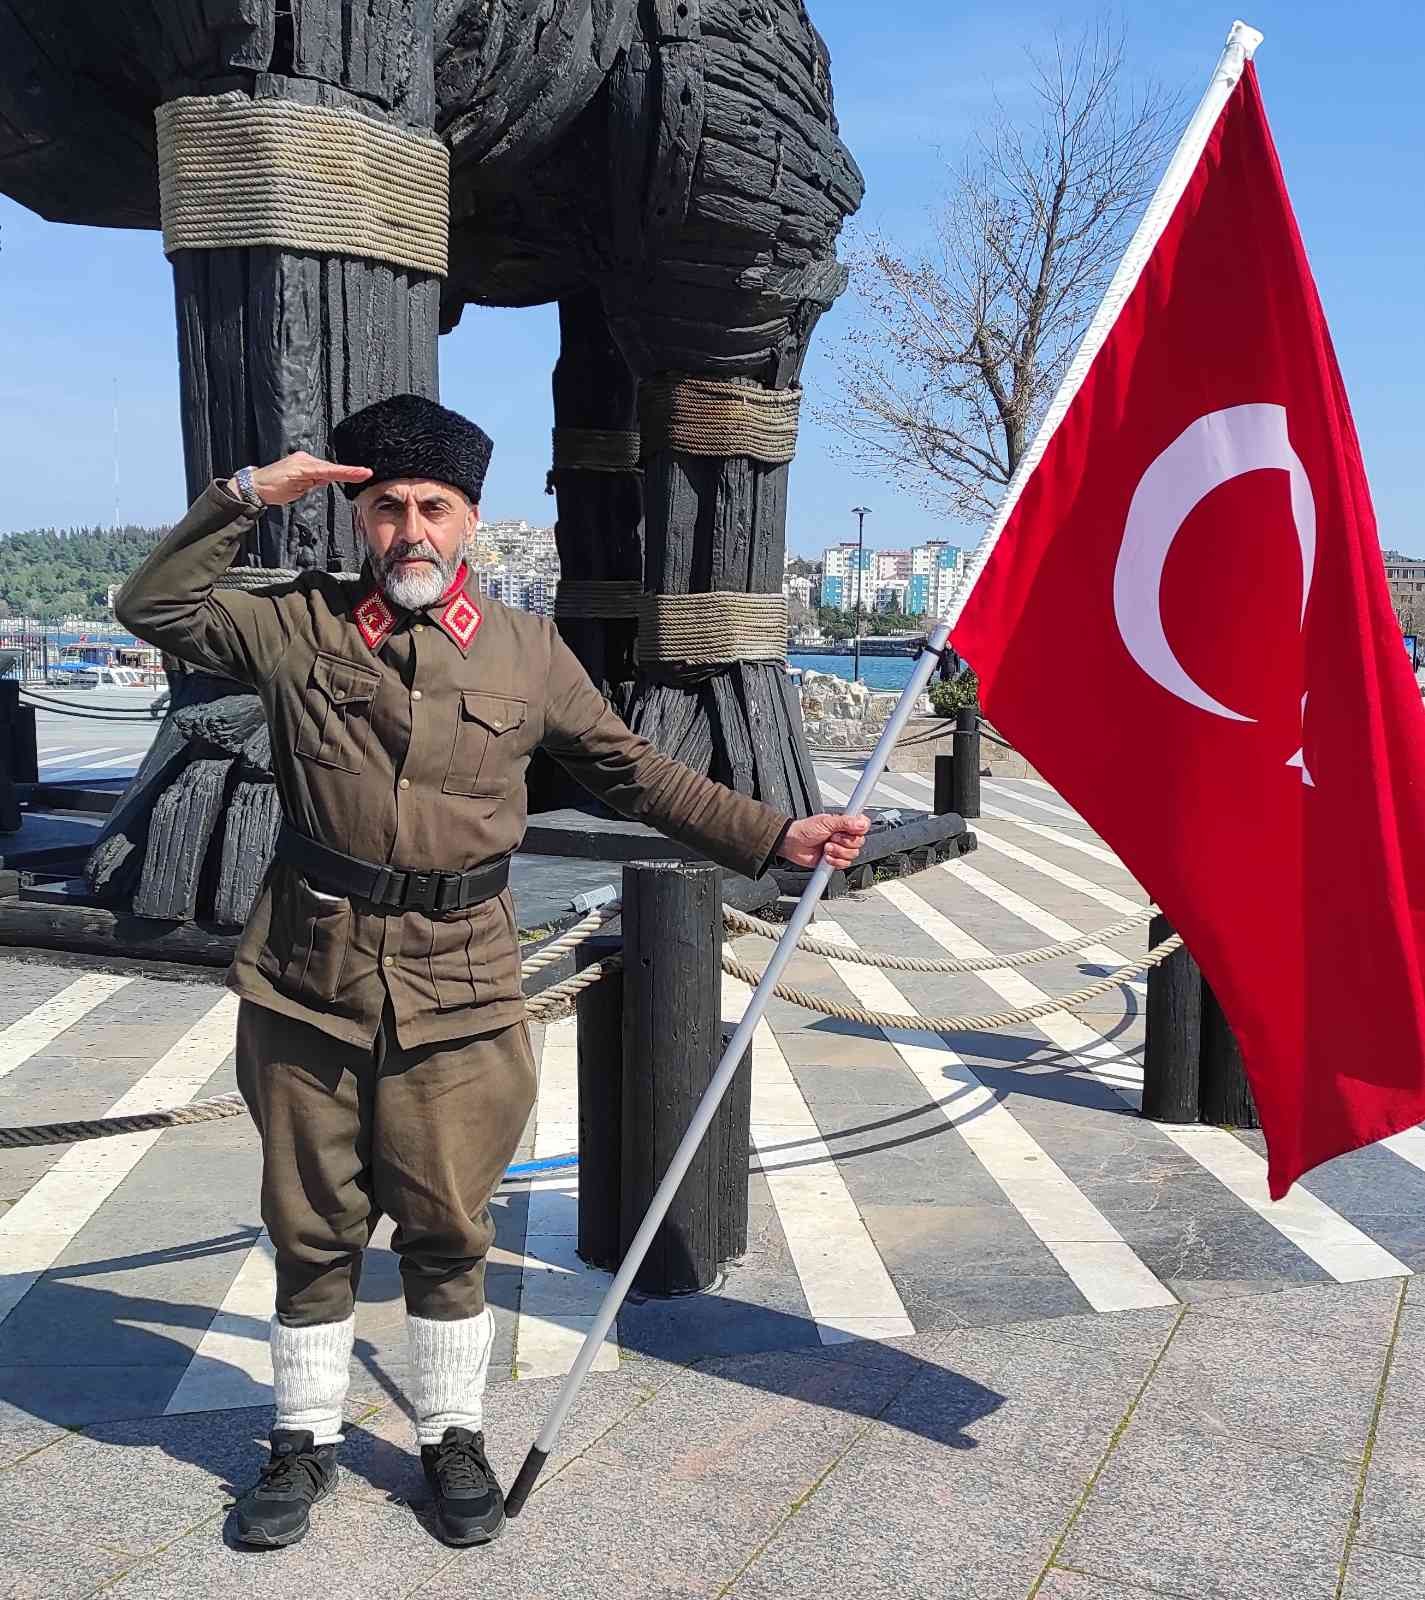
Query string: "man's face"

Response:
xmin=355 ymin=479 xmax=478 ymax=610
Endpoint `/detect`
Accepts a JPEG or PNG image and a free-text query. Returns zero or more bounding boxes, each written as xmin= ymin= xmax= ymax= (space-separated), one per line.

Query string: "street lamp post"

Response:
xmin=851 ymin=505 xmax=871 ymax=683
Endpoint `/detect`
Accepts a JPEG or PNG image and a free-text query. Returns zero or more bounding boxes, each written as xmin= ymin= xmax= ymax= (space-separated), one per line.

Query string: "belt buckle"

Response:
xmin=405 ymin=870 xmax=440 ymax=915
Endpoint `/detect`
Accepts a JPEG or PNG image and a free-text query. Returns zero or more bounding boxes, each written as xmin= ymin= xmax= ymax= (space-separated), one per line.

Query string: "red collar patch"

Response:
xmin=439 ymin=589 xmax=482 ymax=652
xmin=353 ymin=590 xmax=397 ymax=652
xmin=351 ymin=565 xmax=481 ymax=654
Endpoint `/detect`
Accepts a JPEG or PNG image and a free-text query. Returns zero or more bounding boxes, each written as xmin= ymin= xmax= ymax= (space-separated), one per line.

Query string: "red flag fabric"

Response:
xmin=951 ymin=63 xmax=1425 ymax=1197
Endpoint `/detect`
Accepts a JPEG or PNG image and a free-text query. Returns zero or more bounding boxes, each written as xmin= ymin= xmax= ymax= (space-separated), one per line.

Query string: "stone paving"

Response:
xmin=2 ymin=770 xmax=1424 ymax=1596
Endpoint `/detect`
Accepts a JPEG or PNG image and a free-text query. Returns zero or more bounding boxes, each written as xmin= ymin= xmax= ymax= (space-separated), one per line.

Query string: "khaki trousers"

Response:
xmin=236 ymin=1000 xmax=536 ymax=1326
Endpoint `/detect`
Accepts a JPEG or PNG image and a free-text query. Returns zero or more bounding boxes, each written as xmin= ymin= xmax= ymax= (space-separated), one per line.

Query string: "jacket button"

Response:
xmin=411 ymin=689 xmax=423 ymax=702
xmin=492 ymin=719 xmax=502 ymax=729
xmin=399 ymin=778 xmax=410 ymax=790
xmin=383 ymin=956 xmax=395 ymax=968
xmin=414 ymin=623 xmax=424 ymax=632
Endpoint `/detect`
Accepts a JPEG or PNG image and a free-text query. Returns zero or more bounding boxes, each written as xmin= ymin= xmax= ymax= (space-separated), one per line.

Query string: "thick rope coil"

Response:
xmin=518 ymin=905 xmax=623 ymax=977
xmin=721 ymin=934 xmax=1182 ymax=1033
xmin=722 ymin=905 xmax=1157 ymax=972
xmin=551 ymin=428 xmax=642 ymax=474
xmin=553 ymin=580 xmax=644 ymax=621
xmin=640 ymin=377 xmax=801 ymax=464
xmin=214 ymin=567 xmax=300 ymax=590
xmin=156 ymin=94 xmax=450 ymax=277
xmin=636 ymin=593 xmax=788 ymax=665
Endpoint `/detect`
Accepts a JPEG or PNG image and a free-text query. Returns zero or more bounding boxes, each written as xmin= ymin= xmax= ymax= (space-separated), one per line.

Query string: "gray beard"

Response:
xmin=375 ymin=540 xmax=463 ymax=610
xmin=381 ymin=563 xmax=450 ymax=610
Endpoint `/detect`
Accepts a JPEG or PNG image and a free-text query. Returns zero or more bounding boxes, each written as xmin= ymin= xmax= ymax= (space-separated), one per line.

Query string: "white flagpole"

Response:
xmin=944 ymin=18 xmax=1264 ymax=633
xmin=506 ymin=17 xmax=1264 ymax=1521
xmin=505 ymin=620 xmax=950 ymax=1515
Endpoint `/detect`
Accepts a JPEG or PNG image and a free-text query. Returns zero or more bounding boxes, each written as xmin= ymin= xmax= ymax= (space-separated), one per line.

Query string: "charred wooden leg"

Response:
xmin=526 ymin=288 xmax=645 ymax=814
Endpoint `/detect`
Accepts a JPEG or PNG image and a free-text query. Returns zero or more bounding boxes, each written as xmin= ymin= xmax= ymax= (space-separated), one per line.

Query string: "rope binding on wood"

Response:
xmin=553 ymin=580 xmax=644 ymax=621
xmin=636 ymin=592 xmax=788 ymax=666
xmin=639 ymin=377 xmax=802 ymax=464
xmin=551 ymin=428 xmax=642 ymax=474
xmin=156 ymin=93 xmax=450 ymax=277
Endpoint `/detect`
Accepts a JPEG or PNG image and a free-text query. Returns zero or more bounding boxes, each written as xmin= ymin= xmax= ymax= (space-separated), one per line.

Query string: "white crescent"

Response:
xmin=1112 ymin=403 xmax=1316 ymax=723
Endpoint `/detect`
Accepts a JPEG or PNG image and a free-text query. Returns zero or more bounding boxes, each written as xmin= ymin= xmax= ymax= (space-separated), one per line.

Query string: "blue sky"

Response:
xmin=1 ymin=2 xmax=1421 ymax=556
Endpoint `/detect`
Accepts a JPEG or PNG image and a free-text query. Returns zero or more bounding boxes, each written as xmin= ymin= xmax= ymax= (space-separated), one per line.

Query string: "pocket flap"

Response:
xmin=312 ymin=653 xmax=380 ymax=707
xmin=459 ymin=692 xmax=526 ymax=736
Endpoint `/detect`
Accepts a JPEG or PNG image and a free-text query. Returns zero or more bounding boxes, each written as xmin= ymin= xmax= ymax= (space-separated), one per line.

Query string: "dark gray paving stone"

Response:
xmin=0 ymin=960 xmax=82 ymax=1028
xmin=1060 ymin=1427 xmax=1357 ymax=1599
xmin=0 ymin=1150 xmax=263 ymax=1372
xmin=0 ymin=1364 xmax=188 ymax=1429
xmin=1342 ymin=1545 xmax=1425 ymax=1599
xmin=1127 ymin=1308 xmax=1387 ymax=1463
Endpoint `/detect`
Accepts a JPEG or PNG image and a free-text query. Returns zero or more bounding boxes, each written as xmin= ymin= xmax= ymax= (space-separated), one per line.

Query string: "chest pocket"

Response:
xmin=294 ymin=653 xmax=381 ymax=775
xmin=443 ymin=692 xmax=527 ymax=798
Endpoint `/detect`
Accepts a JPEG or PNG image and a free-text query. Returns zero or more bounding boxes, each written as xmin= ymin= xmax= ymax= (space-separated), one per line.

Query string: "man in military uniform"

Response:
xmin=116 ymin=395 xmax=868 ymax=1550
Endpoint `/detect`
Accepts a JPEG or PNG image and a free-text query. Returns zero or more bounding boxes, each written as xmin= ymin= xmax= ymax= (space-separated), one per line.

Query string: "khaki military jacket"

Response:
xmin=116 ymin=482 xmax=791 ymax=1048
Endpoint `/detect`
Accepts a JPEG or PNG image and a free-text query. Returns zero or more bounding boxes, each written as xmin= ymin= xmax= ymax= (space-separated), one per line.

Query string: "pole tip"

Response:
xmin=505 ymin=1445 xmax=549 ymax=1519
xmin=1228 ymin=20 xmax=1264 ymax=58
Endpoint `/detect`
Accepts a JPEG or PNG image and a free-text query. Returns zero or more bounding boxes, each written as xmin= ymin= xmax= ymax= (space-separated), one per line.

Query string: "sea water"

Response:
xmin=788 ymin=653 xmax=918 ymax=692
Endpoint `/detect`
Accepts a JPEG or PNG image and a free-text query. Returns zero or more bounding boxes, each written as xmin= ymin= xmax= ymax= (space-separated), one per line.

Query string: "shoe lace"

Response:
xmin=434 ymin=1438 xmax=493 ymax=1495
xmin=258 ymin=1449 xmax=324 ymax=1498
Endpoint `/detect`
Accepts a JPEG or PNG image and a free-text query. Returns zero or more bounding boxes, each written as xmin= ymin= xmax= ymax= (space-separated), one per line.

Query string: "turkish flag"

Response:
xmin=951 ymin=63 xmax=1425 ymax=1197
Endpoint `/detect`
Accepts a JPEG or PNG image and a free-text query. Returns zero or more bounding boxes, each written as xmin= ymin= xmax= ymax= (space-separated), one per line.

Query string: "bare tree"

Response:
xmin=822 ymin=24 xmax=1181 ymax=518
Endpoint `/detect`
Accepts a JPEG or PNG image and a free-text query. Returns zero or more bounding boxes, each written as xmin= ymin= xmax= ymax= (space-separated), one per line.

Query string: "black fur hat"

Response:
xmin=330 ymin=393 xmax=493 ymax=504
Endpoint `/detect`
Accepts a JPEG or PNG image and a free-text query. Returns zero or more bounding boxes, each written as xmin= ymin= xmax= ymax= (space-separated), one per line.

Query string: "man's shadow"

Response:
xmin=0 ymin=1209 xmax=1005 ymax=1545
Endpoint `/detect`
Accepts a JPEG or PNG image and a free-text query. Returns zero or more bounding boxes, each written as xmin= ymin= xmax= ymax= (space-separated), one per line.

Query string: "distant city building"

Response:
xmin=816 ymin=538 xmax=960 ymax=614
xmin=782 ymin=573 xmax=816 ymax=609
xmin=471 ymin=518 xmax=560 ymax=617
xmin=1383 ymin=550 xmax=1425 ymax=618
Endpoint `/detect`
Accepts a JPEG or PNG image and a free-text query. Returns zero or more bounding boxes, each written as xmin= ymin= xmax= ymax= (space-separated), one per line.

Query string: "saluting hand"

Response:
xmin=227 ymin=451 xmax=373 ymax=507
xmin=778 ymin=812 xmax=871 ymax=870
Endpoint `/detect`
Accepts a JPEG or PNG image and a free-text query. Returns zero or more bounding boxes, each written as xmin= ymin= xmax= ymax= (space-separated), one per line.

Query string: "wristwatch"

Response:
xmin=233 ymin=466 xmax=264 ymax=509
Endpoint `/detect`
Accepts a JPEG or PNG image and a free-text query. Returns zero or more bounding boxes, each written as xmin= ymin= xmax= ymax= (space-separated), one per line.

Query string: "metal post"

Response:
xmin=1142 ymin=914 xmax=1201 ymax=1123
xmin=851 ymin=505 xmax=870 ymax=684
xmin=951 ymin=704 xmax=981 ymax=818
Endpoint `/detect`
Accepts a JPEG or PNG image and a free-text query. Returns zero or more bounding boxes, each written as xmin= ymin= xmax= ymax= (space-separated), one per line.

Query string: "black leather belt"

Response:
xmin=275 ymin=821 xmax=510 ymax=915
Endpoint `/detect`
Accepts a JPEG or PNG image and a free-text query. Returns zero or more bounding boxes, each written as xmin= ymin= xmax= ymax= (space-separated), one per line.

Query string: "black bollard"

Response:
xmin=620 ymin=859 xmax=749 ymax=1295
xmin=1142 ymin=914 xmax=1201 ymax=1123
xmin=1200 ymin=980 xmax=1260 ymax=1128
xmin=951 ymin=705 xmax=981 ymax=817
xmin=575 ymin=933 xmax=625 ymax=1271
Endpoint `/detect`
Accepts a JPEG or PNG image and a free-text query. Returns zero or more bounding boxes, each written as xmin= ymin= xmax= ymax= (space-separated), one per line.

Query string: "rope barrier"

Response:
xmin=0 ymin=953 xmax=625 ymax=1148
xmin=156 ymin=94 xmax=450 ymax=277
xmin=720 ymin=934 xmax=1182 ymax=1033
xmin=722 ymin=905 xmax=1157 ymax=972
xmin=0 ymin=893 xmax=1172 ymax=1147
xmin=640 ymin=377 xmax=801 ymax=464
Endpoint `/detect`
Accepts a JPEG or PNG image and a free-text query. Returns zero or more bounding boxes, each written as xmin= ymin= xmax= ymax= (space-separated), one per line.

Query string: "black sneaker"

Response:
xmin=420 ymin=1427 xmax=505 ymax=1546
xmin=232 ymin=1429 xmax=338 ymax=1548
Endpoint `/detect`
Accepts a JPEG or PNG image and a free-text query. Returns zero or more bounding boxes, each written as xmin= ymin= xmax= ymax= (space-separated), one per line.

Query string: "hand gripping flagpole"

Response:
xmin=504 ymin=618 xmax=952 ymax=1517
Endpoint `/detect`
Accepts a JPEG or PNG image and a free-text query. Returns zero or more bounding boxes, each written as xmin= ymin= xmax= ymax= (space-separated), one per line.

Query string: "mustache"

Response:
xmin=376 ymin=539 xmax=450 ymax=576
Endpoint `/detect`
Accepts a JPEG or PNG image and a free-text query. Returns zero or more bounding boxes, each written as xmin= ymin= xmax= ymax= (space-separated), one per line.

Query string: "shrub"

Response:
xmin=928 ymin=668 xmax=979 ymax=718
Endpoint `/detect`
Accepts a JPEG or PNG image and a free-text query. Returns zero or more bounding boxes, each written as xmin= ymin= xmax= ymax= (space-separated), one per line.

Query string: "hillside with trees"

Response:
xmin=0 ymin=525 xmax=167 ymax=620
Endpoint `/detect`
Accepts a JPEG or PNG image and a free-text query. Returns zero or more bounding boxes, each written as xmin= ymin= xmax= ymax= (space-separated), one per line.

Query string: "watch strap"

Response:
xmin=233 ymin=466 xmax=264 ymax=509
